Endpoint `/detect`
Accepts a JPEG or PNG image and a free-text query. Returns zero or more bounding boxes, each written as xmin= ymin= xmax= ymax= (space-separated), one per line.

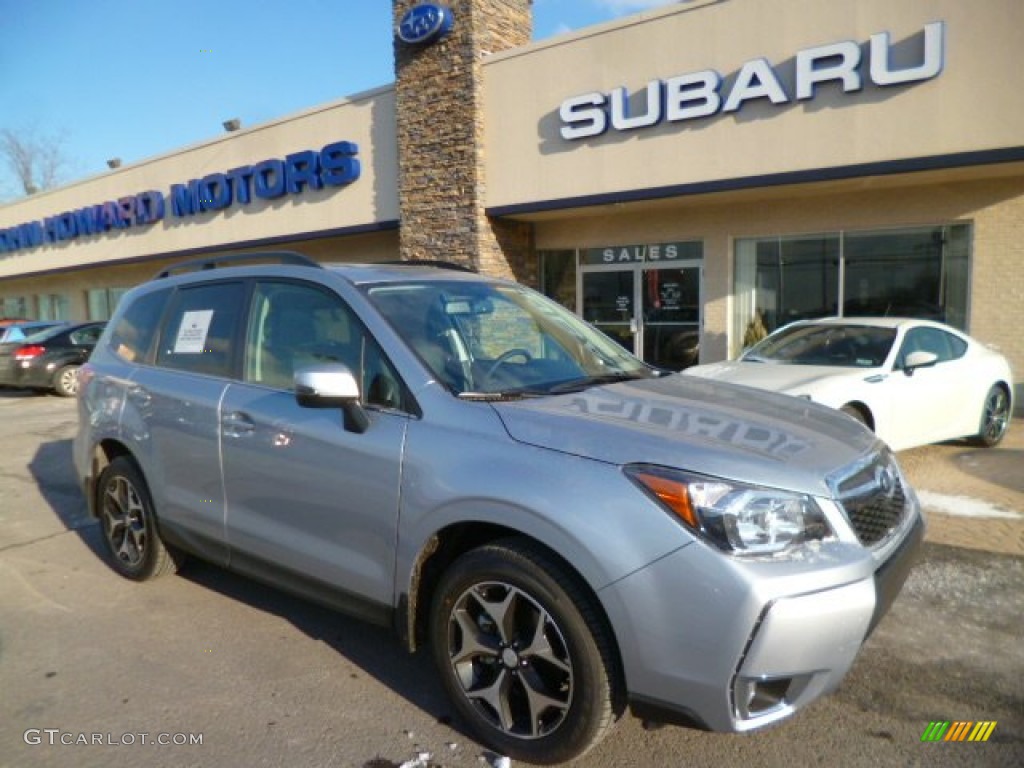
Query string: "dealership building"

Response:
xmin=1 ymin=0 xmax=1022 ymax=403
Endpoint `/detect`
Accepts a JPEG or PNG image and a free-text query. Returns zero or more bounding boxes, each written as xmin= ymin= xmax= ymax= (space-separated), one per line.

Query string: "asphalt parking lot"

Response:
xmin=0 ymin=391 xmax=1021 ymax=768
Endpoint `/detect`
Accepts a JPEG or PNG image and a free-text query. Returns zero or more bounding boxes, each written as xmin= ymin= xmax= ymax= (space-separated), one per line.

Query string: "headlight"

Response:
xmin=625 ymin=464 xmax=833 ymax=556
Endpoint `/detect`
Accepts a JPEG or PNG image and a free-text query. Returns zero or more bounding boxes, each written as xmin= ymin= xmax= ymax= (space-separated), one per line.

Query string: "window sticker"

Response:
xmin=173 ymin=309 xmax=214 ymax=354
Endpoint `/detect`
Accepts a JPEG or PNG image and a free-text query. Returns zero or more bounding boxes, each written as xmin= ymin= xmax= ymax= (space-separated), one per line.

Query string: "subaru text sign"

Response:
xmin=397 ymin=3 xmax=453 ymax=46
xmin=559 ymin=22 xmax=945 ymax=140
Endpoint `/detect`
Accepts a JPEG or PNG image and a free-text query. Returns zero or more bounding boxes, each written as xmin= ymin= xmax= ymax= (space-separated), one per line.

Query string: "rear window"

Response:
xmin=22 ymin=324 xmax=70 ymax=343
xmin=4 ymin=322 xmax=61 ymax=342
xmin=110 ymin=288 xmax=172 ymax=363
xmin=155 ymin=282 xmax=245 ymax=378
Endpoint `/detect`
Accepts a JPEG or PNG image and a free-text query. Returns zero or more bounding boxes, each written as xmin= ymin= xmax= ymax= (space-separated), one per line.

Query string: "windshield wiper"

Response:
xmin=457 ymin=389 xmax=545 ymax=402
xmin=545 ymin=372 xmax=647 ymax=394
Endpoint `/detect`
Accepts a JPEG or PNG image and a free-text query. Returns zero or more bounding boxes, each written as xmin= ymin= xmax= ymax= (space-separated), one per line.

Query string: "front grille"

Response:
xmin=831 ymin=452 xmax=908 ymax=547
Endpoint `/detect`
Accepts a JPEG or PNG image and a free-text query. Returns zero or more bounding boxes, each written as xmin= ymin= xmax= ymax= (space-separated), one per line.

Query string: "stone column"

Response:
xmin=393 ymin=0 xmax=536 ymax=285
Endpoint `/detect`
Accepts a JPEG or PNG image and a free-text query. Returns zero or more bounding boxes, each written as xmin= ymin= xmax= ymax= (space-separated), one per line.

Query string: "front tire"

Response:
xmin=97 ymin=457 xmax=181 ymax=580
xmin=430 ymin=539 xmax=621 ymax=764
xmin=972 ymin=384 xmax=1010 ymax=447
xmin=840 ymin=403 xmax=870 ymax=428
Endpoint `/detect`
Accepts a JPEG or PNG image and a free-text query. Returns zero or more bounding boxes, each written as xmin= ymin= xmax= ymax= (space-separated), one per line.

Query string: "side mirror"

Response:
xmin=294 ymin=364 xmax=369 ymax=433
xmin=902 ymin=350 xmax=938 ymax=375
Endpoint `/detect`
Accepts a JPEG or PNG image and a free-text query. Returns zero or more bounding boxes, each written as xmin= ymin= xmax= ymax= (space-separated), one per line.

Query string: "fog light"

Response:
xmin=736 ymin=676 xmax=793 ymax=718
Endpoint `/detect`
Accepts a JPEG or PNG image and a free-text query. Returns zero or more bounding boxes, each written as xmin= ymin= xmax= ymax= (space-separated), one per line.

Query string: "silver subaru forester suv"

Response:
xmin=75 ymin=252 xmax=923 ymax=764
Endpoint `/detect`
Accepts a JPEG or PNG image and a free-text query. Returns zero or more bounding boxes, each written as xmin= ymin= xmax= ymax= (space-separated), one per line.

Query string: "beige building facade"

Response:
xmin=1 ymin=0 xmax=1022 ymax=404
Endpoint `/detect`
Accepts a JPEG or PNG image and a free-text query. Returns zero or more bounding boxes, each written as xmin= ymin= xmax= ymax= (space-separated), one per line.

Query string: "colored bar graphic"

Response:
xmin=968 ymin=721 xmax=997 ymax=742
xmin=921 ymin=720 xmax=996 ymax=742
xmin=945 ymin=721 xmax=972 ymax=741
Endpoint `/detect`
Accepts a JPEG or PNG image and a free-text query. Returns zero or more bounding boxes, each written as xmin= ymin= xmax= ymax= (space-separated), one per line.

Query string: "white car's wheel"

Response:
xmin=973 ymin=385 xmax=1010 ymax=447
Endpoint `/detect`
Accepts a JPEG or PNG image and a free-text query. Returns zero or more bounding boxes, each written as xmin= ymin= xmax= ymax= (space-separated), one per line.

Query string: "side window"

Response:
xmin=109 ymin=288 xmax=172 ymax=363
xmin=897 ymin=327 xmax=956 ymax=367
xmin=947 ymin=333 xmax=968 ymax=360
xmin=70 ymin=324 xmax=104 ymax=345
xmin=245 ymin=281 xmax=404 ymax=409
xmin=156 ymin=282 xmax=245 ymax=378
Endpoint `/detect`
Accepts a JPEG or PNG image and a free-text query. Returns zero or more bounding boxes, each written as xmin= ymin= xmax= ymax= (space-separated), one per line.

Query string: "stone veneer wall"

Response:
xmin=393 ymin=0 xmax=536 ymax=285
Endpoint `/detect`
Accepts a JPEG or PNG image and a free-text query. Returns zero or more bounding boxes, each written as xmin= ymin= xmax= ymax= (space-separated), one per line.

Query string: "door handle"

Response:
xmin=222 ymin=411 xmax=255 ymax=437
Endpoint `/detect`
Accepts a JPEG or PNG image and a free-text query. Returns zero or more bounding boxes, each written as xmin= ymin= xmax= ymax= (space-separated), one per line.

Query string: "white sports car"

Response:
xmin=685 ymin=318 xmax=1014 ymax=452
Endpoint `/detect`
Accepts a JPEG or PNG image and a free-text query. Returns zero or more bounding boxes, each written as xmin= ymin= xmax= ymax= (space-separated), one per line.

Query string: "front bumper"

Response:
xmin=601 ymin=508 xmax=924 ymax=733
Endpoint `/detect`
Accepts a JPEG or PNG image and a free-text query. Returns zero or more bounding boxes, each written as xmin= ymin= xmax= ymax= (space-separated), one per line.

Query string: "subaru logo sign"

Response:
xmin=397 ymin=3 xmax=453 ymax=45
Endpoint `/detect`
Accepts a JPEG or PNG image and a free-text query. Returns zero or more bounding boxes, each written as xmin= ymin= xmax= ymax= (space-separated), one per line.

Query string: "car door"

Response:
xmin=126 ymin=280 xmax=246 ymax=565
xmin=219 ymin=279 xmax=409 ymax=617
xmin=885 ymin=326 xmax=972 ymax=448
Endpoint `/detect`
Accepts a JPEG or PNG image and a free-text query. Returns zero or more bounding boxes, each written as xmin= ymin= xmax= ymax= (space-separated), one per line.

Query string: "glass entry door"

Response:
xmin=581 ymin=269 xmax=636 ymax=354
xmin=581 ymin=260 xmax=702 ymax=369
xmin=640 ymin=266 xmax=701 ymax=369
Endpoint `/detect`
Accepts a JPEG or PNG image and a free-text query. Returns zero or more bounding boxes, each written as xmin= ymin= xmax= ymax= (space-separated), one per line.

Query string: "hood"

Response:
xmin=685 ymin=361 xmax=874 ymax=394
xmin=490 ymin=375 xmax=878 ymax=497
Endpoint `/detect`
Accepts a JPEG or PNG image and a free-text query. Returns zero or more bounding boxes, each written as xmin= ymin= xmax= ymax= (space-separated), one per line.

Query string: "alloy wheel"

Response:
xmin=446 ymin=581 xmax=574 ymax=739
xmin=982 ymin=387 xmax=1009 ymax=443
xmin=59 ymin=367 xmax=79 ymax=396
xmin=101 ymin=475 xmax=148 ymax=568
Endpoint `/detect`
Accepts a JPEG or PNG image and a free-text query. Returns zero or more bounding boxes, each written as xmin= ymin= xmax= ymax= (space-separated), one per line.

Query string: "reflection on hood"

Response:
xmin=491 ymin=375 xmax=878 ymax=496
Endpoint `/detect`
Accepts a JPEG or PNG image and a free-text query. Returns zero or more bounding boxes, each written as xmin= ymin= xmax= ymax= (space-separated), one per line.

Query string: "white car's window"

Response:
xmin=896 ymin=327 xmax=966 ymax=367
xmin=745 ymin=324 xmax=896 ymax=368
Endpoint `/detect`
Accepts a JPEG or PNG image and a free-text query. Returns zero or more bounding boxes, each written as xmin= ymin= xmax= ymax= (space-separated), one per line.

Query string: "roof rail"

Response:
xmin=378 ymin=259 xmax=477 ymax=273
xmin=153 ymin=251 xmax=322 ymax=279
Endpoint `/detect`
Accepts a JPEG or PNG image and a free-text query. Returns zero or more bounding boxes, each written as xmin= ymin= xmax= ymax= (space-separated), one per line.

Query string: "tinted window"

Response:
xmin=746 ymin=324 xmax=896 ymax=368
xmin=110 ymin=288 xmax=172 ymax=363
xmin=69 ymin=324 xmax=105 ymax=345
xmin=897 ymin=327 xmax=965 ymax=367
xmin=156 ymin=282 xmax=245 ymax=378
xmin=245 ymin=281 xmax=404 ymax=409
xmin=2 ymin=322 xmax=60 ymax=343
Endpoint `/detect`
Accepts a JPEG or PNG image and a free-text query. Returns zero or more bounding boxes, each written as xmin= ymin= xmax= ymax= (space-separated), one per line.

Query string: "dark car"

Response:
xmin=0 ymin=320 xmax=64 ymax=344
xmin=0 ymin=322 xmax=106 ymax=396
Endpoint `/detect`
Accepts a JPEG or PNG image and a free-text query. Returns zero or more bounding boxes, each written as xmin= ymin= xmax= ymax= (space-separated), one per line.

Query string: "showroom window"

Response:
xmin=37 ymin=293 xmax=70 ymax=321
xmin=87 ymin=287 xmax=130 ymax=320
xmin=539 ymin=250 xmax=577 ymax=311
xmin=733 ymin=224 xmax=970 ymax=356
xmin=1 ymin=295 xmax=29 ymax=318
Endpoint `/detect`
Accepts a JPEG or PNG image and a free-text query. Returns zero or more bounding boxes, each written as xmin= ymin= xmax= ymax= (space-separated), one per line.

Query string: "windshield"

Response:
xmin=744 ymin=323 xmax=896 ymax=368
xmin=365 ymin=280 xmax=654 ymax=395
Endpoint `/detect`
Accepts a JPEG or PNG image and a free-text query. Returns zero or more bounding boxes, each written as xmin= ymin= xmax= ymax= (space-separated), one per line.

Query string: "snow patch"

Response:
xmin=917 ymin=490 xmax=1022 ymax=519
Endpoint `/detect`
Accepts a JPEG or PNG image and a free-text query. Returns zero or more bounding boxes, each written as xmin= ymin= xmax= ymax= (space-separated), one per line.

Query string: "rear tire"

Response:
xmin=96 ymin=457 xmax=182 ymax=580
xmin=52 ymin=364 xmax=80 ymax=397
xmin=972 ymin=384 xmax=1010 ymax=447
xmin=430 ymin=539 xmax=621 ymax=764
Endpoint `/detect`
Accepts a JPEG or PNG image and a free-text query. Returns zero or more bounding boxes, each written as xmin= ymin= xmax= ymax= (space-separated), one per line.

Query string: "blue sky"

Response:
xmin=0 ymin=0 xmax=677 ymax=198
